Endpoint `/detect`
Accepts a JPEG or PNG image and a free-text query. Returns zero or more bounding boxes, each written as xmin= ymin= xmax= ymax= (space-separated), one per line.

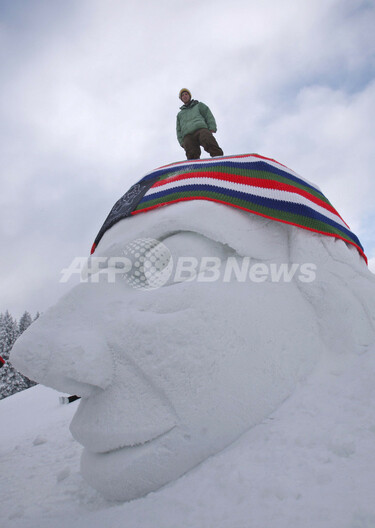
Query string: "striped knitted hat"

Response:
xmin=91 ymin=154 xmax=366 ymax=262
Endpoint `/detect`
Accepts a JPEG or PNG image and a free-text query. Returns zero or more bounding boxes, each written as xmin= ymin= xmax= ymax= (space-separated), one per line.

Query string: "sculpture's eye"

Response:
xmin=115 ymin=237 xmax=174 ymax=290
xmin=82 ymin=233 xmax=232 ymax=290
xmin=159 ymin=231 xmax=234 ymax=285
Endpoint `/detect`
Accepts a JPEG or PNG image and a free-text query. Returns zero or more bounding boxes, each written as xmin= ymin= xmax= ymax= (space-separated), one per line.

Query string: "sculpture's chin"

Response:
xmin=80 ymin=427 xmax=195 ymax=502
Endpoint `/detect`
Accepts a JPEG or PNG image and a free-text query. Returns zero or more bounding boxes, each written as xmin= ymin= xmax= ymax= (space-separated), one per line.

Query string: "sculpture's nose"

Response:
xmin=10 ymin=306 xmax=114 ymax=398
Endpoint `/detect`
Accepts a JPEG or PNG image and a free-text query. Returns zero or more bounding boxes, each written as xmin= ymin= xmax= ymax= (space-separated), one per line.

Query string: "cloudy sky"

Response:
xmin=1 ymin=0 xmax=374 ymax=317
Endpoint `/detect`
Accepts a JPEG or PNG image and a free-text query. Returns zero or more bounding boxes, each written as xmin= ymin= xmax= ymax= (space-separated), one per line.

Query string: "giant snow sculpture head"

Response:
xmin=11 ymin=155 xmax=375 ymax=501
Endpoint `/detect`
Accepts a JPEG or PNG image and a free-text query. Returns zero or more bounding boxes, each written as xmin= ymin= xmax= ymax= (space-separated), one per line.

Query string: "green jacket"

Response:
xmin=176 ymin=100 xmax=217 ymax=145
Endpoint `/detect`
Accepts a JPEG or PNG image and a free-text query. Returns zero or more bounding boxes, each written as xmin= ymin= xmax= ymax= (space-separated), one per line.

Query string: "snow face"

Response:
xmin=11 ymin=200 xmax=375 ymax=502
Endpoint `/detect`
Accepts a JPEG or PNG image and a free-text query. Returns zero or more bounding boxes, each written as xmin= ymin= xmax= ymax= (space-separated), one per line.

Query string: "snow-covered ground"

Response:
xmin=2 ymin=342 xmax=375 ymax=528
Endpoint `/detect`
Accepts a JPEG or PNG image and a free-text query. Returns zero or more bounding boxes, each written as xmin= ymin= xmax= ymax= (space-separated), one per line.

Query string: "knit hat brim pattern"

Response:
xmin=90 ymin=153 xmax=366 ymax=263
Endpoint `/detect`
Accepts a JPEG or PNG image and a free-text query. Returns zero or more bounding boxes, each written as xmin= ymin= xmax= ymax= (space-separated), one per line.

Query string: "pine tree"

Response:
xmin=0 ymin=311 xmax=18 ymax=361
xmin=0 ymin=312 xmax=4 ymax=366
xmin=19 ymin=311 xmax=33 ymax=334
xmin=0 ymin=310 xmax=37 ymax=400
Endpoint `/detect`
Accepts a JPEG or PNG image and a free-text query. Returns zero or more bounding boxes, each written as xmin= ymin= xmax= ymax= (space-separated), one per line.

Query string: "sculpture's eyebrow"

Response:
xmin=159 ymin=230 xmax=235 ymax=252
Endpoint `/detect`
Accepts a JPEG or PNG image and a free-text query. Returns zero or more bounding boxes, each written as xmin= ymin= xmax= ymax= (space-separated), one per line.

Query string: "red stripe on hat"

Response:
xmin=150 ymin=170 xmax=340 ymax=218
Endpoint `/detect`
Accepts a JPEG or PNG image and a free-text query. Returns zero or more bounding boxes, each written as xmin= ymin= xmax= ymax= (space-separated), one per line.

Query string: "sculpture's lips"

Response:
xmin=69 ymin=388 xmax=178 ymax=454
xmin=97 ymin=426 xmax=177 ymax=455
xmin=81 ymin=425 xmax=177 ymax=457
xmin=79 ymin=425 xmax=185 ymax=501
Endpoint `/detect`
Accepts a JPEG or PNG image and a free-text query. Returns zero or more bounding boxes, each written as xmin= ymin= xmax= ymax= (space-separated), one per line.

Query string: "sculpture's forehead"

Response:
xmin=95 ymin=201 xmax=291 ymax=261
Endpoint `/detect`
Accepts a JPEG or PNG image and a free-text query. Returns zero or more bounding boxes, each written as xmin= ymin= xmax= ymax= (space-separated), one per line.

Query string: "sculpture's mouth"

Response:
xmin=79 ymin=423 xmax=188 ymax=501
xmin=97 ymin=425 xmax=177 ymax=456
xmin=69 ymin=382 xmax=178 ymax=455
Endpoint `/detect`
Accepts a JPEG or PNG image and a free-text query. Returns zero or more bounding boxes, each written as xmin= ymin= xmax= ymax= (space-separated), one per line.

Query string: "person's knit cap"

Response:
xmin=179 ymin=88 xmax=192 ymax=100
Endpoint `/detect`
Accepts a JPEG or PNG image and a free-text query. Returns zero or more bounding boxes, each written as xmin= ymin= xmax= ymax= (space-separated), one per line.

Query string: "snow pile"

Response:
xmin=10 ymin=197 xmax=375 ymax=506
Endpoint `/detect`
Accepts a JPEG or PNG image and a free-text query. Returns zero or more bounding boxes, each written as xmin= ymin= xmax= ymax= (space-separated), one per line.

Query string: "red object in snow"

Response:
xmin=0 ymin=356 xmax=5 ymax=368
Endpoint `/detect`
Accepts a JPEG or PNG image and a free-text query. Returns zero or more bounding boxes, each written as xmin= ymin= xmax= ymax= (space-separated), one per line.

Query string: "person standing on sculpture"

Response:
xmin=176 ymin=88 xmax=224 ymax=160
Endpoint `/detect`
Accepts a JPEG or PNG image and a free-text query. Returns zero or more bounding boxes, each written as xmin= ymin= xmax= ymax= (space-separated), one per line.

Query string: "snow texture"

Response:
xmin=8 ymin=198 xmax=375 ymax=523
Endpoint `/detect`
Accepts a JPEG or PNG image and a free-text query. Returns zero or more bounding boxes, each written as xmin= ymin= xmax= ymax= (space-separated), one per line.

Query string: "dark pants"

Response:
xmin=182 ymin=128 xmax=224 ymax=160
